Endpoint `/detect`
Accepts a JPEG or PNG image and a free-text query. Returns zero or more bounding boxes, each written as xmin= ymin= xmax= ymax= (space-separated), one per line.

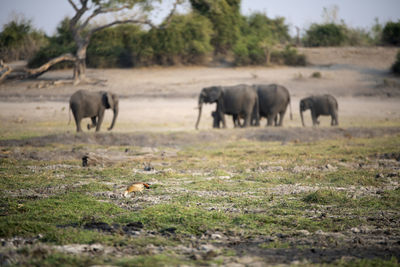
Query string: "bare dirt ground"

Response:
xmin=0 ymin=46 xmax=400 ymax=138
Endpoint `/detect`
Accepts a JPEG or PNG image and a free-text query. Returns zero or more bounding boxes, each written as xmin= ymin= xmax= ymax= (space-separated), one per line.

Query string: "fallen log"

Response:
xmin=0 ymin=54 xmax=77 ymax=82
xmin=24 ymin=53 xmax=76 ymax=79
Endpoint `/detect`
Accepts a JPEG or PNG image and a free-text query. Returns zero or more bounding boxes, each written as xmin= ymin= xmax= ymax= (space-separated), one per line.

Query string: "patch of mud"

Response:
xmin=1 ymin=127 xmax=399 ymax=148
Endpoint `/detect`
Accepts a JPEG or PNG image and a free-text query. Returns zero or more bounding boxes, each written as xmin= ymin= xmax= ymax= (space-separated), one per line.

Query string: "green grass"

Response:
xmin=0 ymin=132 xmax=399 ymax=266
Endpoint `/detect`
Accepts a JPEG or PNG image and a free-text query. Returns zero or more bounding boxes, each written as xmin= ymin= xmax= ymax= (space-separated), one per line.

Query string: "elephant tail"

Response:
xmin=288 ymin=97 xmax=293 ymax=120
xmin=68 ymin=105 xmax=71 ymax=125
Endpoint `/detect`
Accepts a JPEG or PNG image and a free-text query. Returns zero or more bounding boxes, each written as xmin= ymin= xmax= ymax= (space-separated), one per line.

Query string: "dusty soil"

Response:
xmin=0 ymin=47 xmax=400 ymax=135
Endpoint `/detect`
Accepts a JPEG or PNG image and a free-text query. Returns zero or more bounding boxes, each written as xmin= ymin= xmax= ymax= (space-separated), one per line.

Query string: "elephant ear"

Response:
xmin=102 ymin=92 xmax=114 ymax=109
xmin=208 ymin=86 xmax=222 ymax=102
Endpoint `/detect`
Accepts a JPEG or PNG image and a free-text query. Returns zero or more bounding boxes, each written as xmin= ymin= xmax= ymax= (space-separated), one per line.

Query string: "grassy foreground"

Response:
xmin=0 ymin=132 xmax=399 ymax=266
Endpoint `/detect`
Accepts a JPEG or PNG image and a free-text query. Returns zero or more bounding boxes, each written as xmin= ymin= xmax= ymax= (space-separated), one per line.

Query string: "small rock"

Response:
xmin=351 ymin=227 xmax=360 ymax=233
xmin=211 ymin=233 xmax=222 ymax=240
xmin=375 ymin=173 xmax=385 ymax=179
xmin=200 ymin=244 xmax=217 ymax=252
xmin=190 ymin=253 xmax=202 ymax=261
xmin=297 ymin=230 xmax=310 ymax=236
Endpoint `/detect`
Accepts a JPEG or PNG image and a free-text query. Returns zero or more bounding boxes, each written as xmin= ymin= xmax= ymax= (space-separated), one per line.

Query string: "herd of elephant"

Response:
xmin=69 ymin=85 xmax=339 ymax=133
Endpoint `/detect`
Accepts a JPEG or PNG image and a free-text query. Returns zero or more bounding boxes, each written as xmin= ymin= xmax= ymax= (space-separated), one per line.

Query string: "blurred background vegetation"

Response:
xmin=1 ymin=0 xmax=400 ymax=71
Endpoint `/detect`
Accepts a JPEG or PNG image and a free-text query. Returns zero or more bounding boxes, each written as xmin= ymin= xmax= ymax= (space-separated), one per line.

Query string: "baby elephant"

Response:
xmin=212 ymin=110 xmax=244 ymax=128
xmin=69 ymin=89 xmax=119 ymax=132
xmin=299 ymin=94 xmax=338 ymax=126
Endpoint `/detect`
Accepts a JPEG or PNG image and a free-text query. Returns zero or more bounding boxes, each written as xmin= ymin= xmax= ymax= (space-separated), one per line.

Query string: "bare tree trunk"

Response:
xmin=265 ymin=48 xmax=271 ymax=65
xmin=73 ymin=43 xmax=88 ymax=84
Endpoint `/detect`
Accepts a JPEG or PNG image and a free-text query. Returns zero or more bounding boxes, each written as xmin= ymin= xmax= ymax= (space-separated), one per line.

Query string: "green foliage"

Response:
xmin=0 ymin=17 xmax=48 ymax=61
xmin=28 ymin=18 xmax=75 ymax=68
xmin=190 ymin=0 xmax=241 ymax=54
xmin=87 ymin=24 xmax=143 ymax=68
xmin=233 ymin=12 xmax=296 ymax=66
xmin=140 ymin=13 xmax=213 ymax=66
xmin=30 ymin=13 xmax=213 ymax=69
xmin=271 ymin=46 xmax=306 ymax=66
xmin=391 ymin=50 xmax=400 ymax=75
xmin=382 ymin=20 xmax=400 ymax=46
xmin=303 ymin=23 xmax=346 ymax=47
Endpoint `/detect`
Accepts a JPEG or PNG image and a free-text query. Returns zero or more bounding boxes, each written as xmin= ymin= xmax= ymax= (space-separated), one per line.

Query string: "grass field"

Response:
xmin=1 ymin=125 xmax=399 ymax=266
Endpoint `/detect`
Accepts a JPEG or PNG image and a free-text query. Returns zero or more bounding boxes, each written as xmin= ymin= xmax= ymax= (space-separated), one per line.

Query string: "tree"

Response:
xmin=0 ymin=16 xmax=47 ymax=62
xmin=382 ymin=20 xmax=400 ymax=46
xmin=65 ymin=0 xmax=182 ymax=84
xmin=190 ymin=0 xmax=241 ymax=54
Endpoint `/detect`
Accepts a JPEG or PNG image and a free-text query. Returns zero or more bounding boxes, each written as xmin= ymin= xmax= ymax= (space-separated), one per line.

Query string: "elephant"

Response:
xmin=252 ymin=84 xmax=292 ymax=126
xmin=69 ymin=89 xmax=119 ymax=132
xmin=212 ymin=110 xmax=243 ymax=128
xmin=195 ymin=84 xmax=259 ymax=129
xmin=211 ymin=111 xmax=220 ymax=128
xmin=299 ymin=94 xmax=338 ymax=126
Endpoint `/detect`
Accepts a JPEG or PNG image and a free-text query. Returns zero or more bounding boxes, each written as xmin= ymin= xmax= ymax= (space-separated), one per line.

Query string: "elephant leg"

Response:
xmin=219 ymin=112 xmax=226 ymax=128
xmin=242 ymin=113 xmax=251 ymax=127
xmin=87 ymin=117 xmax=97 ymax=130
xmin=233 ymin=115 xmax=239 ymax=128
xmin=278 ymin=110 xmax=286 ymax=126
xmin=72 ymin=112 xmax=82 ymax=132
xmin=266 ymin=114 xmax=275 ymax=126
xmin=311 ymin=110 xmax=318 ymax=126
xmin=332 ymin=112 xmax=338 ymax=126
xmin=96 ymin=111 xmax=105 ymax=132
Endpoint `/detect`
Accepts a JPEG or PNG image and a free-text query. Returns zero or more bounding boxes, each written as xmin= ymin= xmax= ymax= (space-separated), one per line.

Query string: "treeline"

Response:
xmin=1 ymin=1 xmax=400 ymax=69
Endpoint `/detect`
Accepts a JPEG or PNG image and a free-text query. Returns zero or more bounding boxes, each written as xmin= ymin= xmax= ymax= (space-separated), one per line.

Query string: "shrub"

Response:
xmin=273 ymin=46 xmax=307 ymax=66
xmin=190 ymin=0 xmax=241 ymax=55
xmin=392 ymin=50 xmax=400 ymax=75
xmin=87 ymin=24 xmax=143 ymax=68
xmin=382 ymin=21 xmax=400 ymax=46
xmin=303 ymin=23 xmax=346 ymax=47
xmin=0 ymin=17 xmax=48 ymax=62
xmin=28 ymin=17 xmax=75 ymax=68
xmin=140 ymin=13 xmax=213 ymax=66
xmin=233 ymin=12 xmax=294 ymax=66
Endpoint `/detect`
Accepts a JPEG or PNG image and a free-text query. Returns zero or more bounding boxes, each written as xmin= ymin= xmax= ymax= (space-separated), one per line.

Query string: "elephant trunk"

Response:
xmin=195 ymin=99 xmax=203 ymax=130
xmin=108 ymin=106 xmax=118 ymax=131
xmin=300 ymin=108 xmax=305 ymax=127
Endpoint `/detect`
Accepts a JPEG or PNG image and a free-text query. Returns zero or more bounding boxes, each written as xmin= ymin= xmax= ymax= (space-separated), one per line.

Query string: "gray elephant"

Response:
xmin=252 ymin=84 xmax=292 ymax=127
xmin=212 ymin=110 xmax=244 ymax=128
xmin=69 ymin=89 xmax=119 ymax=132
xmin=195 ymin=84 xmax=259 ymax=129
xmin=300 ymin=94 xmax=338 ymax=126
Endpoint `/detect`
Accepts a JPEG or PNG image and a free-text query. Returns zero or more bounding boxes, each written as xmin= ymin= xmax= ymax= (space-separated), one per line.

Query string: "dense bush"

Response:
xmin=232 ymin=13 xmax=303 ymax=66
xmin=392 ymin=50 xmax=400 ymax=75
xmin=382 ymin=21 xmax=400 ymax=46
xmin=86 ymin=24 xmax=143 ymax=68
xmin=271 ymin=46 xmax=306 ymax=66
xmin=0 ymin=17 xmax=48 ymax=62
xmin=140 ymin=14 xmax=213 ymax=66
xmin=87 ymin=13 xmax=213 ymax=68
xmin=190 ymin=0 xmax=241 ymax=54
xmin=303 ymin=23 xmax=346 ymax=47
xmin=28 ymin=18 xmax=75 ymax=68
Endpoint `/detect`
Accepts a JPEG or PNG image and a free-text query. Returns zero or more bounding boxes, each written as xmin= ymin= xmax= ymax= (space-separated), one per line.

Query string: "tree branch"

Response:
xmin=162 ymin=0 xmax=183 ymax=28
xmin=80 ymin=5 xmax=131 ymax=30
xmin=89 ymin=19 xmax=155 ymax=36
xmin=67 ymin=0 xmax=79 ymax=12
xmin=70 ymin=0 xmax=89 ymax=28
